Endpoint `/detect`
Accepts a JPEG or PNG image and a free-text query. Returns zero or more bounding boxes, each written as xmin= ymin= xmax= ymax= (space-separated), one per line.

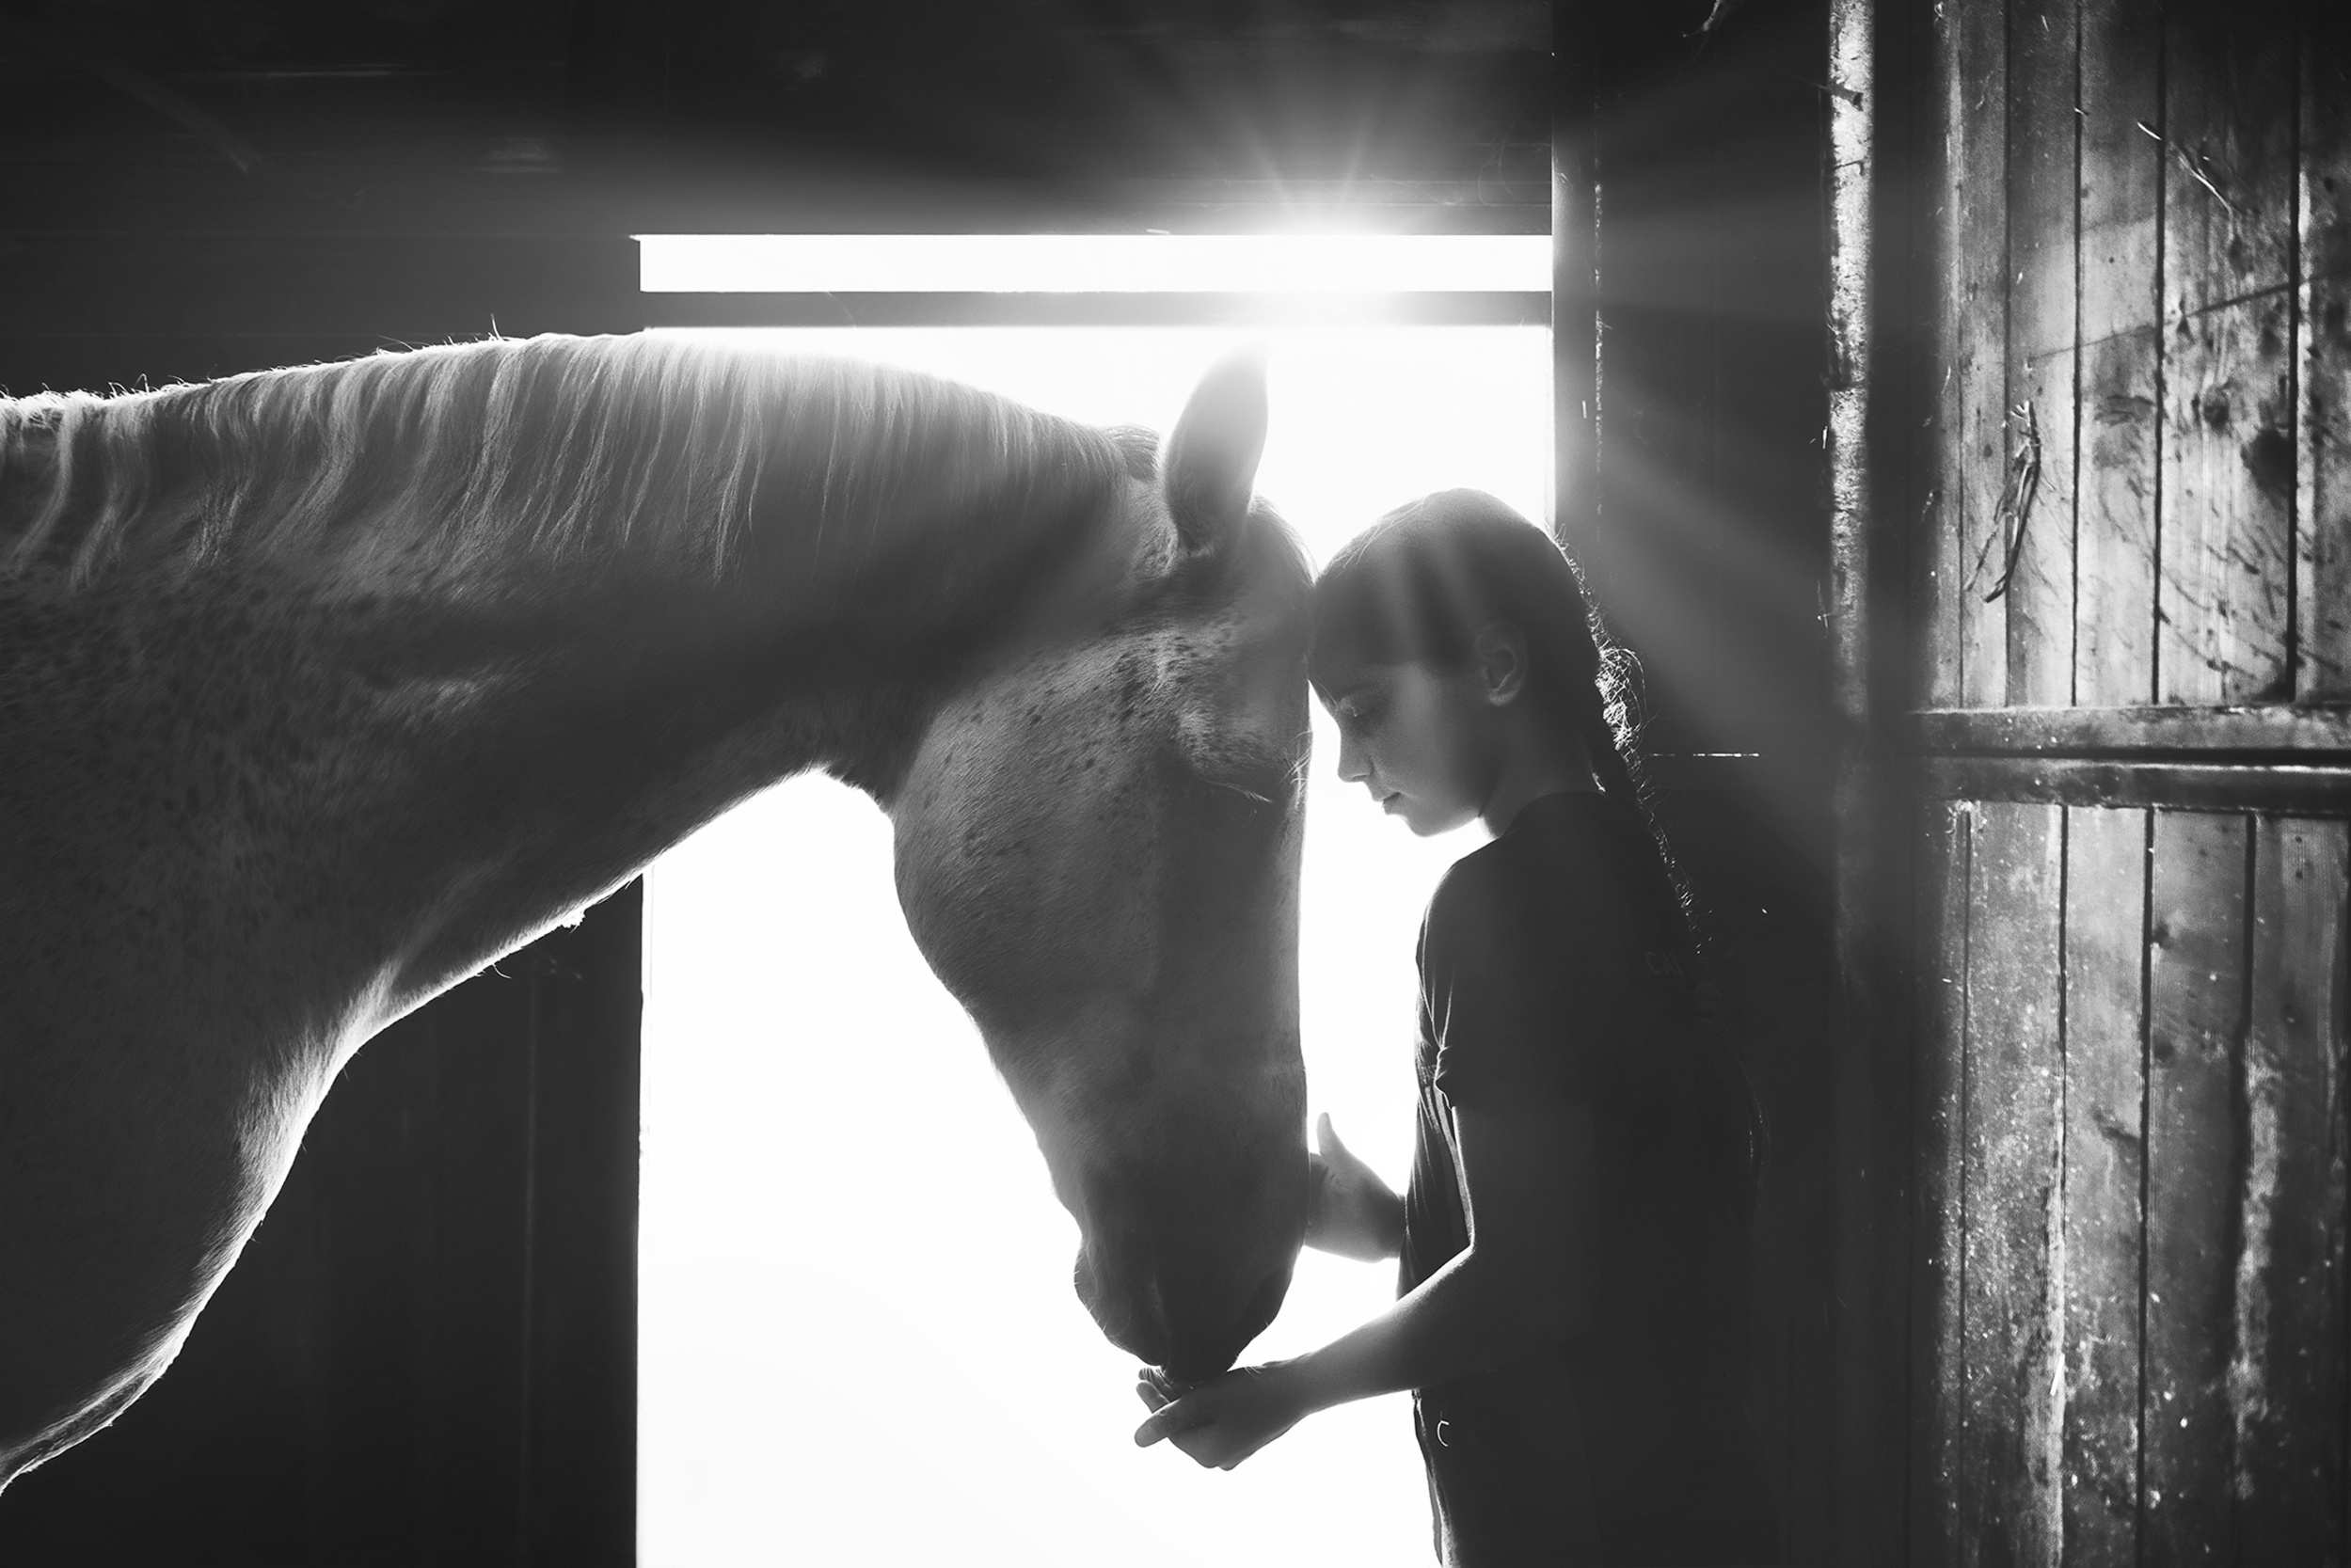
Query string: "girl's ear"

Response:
xmin=1472 ymin=622 xmax=1531 ymax=705
xmin=1161 ymin=345 xmax=1270 ymax=554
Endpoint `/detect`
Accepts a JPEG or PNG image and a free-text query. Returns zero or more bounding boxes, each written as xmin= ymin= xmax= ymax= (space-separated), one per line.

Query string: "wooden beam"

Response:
xmin=1921 ymin=756 xmax=2351 ymax=813
xmin=641 ymin=292 xmax=1552 ymax=330
xmin=1910 ymin=704 xmax=2351 ymax=757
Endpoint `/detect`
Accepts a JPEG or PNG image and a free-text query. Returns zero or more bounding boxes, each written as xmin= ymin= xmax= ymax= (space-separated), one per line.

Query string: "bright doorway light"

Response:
xmin=635 ymin=232 xmax=1551 ymax=294
xmin=639 ymin=324 xmax=1551 ymax=1567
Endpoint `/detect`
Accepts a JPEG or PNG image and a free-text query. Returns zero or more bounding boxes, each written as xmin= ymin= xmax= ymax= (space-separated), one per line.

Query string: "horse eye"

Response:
xmin=1191 ymin=758 xmax=1297 ymax=816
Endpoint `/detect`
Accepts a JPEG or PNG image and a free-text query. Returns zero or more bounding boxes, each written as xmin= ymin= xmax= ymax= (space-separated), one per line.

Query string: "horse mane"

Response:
xmin=0 ymin=334 xmax=1156 ymax=588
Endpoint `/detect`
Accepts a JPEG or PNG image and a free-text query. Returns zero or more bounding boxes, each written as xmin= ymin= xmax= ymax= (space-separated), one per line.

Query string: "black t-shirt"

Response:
xmin=1399 ymin=791 xmax=1777 ymax=1566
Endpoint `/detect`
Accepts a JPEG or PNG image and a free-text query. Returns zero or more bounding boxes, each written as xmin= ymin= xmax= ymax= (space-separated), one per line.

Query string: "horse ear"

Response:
xmin=1161 ymin=345 xmax=1269 ymax=553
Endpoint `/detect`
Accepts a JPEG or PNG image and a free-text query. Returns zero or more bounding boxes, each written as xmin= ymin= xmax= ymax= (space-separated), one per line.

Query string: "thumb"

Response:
xmin=1135 ymin=1400 xmax=1195 ymax=1448
xmin=1316 ymin=1112 xmax=1349 ymax=1162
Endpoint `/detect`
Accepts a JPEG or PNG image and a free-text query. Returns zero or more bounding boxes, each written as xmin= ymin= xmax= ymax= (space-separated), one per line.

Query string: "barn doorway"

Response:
xmin=636 ymin=318 xmax=1550 ymax=1564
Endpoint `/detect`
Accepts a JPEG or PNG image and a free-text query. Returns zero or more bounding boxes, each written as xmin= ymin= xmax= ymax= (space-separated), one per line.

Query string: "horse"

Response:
xmin=0 ymin=333 xmax=1314 ymax=1488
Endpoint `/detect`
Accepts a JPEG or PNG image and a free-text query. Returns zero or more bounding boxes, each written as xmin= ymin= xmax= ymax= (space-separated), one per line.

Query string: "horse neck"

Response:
xmin=0 ymin=338 xmax=1144 ymax=1026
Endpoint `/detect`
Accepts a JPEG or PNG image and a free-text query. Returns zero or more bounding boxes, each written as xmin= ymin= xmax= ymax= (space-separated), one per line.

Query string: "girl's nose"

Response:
xmin=1334 ymin=729 xmax=1370 ymax=784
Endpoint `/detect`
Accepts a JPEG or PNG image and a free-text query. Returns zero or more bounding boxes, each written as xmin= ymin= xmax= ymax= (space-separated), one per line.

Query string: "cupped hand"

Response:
xmin=1133 ymin=1362 xmax=1310 ymax=1470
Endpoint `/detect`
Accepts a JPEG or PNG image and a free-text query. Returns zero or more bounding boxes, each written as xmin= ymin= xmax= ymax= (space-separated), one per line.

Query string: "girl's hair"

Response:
xmin=1308 ymin=488 xmax=1703 ymax=966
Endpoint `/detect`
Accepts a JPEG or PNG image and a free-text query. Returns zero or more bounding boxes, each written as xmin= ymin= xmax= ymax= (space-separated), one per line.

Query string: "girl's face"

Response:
xmin=1317 ymin=658 xmax=1501 ymax=836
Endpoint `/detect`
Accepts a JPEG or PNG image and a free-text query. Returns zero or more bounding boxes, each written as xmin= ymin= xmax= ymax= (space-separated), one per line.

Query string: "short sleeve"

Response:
xmin=1420 ymin=833 xmax=1649 ymax=1108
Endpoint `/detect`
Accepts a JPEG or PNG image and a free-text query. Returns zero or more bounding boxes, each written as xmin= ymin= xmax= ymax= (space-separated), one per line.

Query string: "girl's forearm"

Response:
xmin=1279 ymin=1248 xmax=1578 ymax=1417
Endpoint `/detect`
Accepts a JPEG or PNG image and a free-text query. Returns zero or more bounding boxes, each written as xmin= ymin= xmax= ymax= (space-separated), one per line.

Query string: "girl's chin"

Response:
xmin=1391 ymin=801 xmax=1471 ymax=837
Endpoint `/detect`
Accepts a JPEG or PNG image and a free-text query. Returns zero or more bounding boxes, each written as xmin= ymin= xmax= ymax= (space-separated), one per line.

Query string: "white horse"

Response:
xmin=0 ymin=335 xmax=1312 ymax=1486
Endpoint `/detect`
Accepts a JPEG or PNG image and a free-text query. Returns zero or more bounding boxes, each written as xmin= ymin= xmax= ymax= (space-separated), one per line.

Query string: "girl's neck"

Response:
xmin=1477 ymin=711 xmax=1601 ymax=835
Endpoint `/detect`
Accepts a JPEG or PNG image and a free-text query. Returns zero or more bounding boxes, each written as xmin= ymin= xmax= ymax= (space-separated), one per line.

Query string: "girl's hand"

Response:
xmin=1306 ymin=1113 xmax=1405 ymax=1261
xmin=1133 ymin=1363 xmax=1311 ymax=1469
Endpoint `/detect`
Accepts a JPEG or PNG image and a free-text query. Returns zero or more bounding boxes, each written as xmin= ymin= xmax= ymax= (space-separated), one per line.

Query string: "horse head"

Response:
xmin=887 ymin=354 xmax=1311 ymax=1380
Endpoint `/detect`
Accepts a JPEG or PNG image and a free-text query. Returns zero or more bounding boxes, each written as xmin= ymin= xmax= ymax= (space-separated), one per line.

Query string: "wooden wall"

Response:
xmin=1901 ymin=1 xmax=2351 ymax=1561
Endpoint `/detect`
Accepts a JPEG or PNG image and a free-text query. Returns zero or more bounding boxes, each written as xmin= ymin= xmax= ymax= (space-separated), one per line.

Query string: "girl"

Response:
xmin=1134 ymin=490 xmax=1777 ymax=1566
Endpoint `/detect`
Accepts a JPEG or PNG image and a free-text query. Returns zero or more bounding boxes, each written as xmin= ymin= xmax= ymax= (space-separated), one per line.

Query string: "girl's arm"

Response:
xmin=1136 ymin=1091 xmax=1598 ymax=1469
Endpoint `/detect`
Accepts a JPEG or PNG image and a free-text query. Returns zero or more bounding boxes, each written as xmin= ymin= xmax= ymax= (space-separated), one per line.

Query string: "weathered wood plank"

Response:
xmin=2142 ymin=809 xmax=2252 ymax=1566
xmin=1961 ymin=800 xmax=2067 ymax=1567
xmin=2074 ymin=0 xmax=2163 ymax=706
xmin=1910 ymin=705 xmax=2351 ymax=759
xmin=2232 ymin=817 xmax=2349 ymax=1561
xmin=2006 ymin=0 xmax=2080 ymax=707
xmin=1922 ymin=0 xmax=1964 ymax=710
xmin=2156 ymin=2 xmax=2298 ymax=705
xmin=1913 ymin=800 xmax=1973 ymax=1568
xmin=2160 ymin=292 xmax=2297 ymax=705
xmin=1919 ymin=755 xmax=2351 ymax=816
xmin=2302 ymin=13 xmax=2351 ymax=701
xmin=1951 ymin=0 xmax=2010 ymax=707
xmin=2060 ymin=805 xmax=2149 ymax=1567
xmin=2162 ymin=1 xmax=2299 ymax=317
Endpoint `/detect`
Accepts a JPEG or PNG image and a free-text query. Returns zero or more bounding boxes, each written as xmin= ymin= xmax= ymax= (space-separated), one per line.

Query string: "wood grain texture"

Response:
xmin=1953 ymin=0 xmax=2011 ymax=707
xmin=1913 ymin=801 xmax=1973 ymax=1568
xmin=2302 ymin=12 xmax=2351 ymax=701
xmin=2074 ymin=0 xmax=2164 ymax=706
xmin=2232 ymin=817 xmax=2350 ymax=1561
xmin=2160 ymin=292 xmax=2297 ymax=704
xmin=1911 ymin=704 xmax=2351 ymax=759
xmin=2007 ymin=0 xmax=2080 ymax=707
xmin=1919 ymin=756 xmax=2351 ymax=815
xmin=2162 ymin=0 xmax=2299 ymax=317
xmin=2156 ymin=0 xmax=2299 ymax=705
xmin=2060 ymin=806 xmax=2150 ymax=1567
xmin=2142 ymin=810 xmax=2252 ymax=1567
xmin=1961 ymin=801 xmax=2068 ymax=1567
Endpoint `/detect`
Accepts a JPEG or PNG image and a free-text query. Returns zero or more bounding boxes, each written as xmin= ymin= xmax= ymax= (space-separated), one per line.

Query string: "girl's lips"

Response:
xmin=1379 ymin=792 xmax=1402 ymax=814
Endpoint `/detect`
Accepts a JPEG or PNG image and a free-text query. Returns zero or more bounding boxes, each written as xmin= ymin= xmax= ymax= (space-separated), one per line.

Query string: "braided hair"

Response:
xmin=1306 ymin=488 xmax=1702 ymax=970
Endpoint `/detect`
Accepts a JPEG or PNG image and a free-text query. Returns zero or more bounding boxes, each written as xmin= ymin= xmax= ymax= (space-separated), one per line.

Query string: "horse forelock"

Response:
xmin=0 ymin=336 xmax=1141 ymax=596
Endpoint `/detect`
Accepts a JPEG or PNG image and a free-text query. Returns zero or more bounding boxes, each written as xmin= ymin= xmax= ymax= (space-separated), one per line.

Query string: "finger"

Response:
xmin=1135 ymin=1402 xmax=1203 ymax=1448
xmin=1135 ymin=1381 xmax=1168 ymax=1413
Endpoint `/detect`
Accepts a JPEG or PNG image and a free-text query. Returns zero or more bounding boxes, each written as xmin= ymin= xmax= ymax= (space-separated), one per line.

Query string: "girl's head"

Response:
xmin=1308 ymin=489 xmax=1623 ymax=836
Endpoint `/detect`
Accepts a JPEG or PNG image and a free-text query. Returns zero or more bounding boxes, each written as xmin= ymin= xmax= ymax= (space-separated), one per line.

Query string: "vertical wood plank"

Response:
xmin=2074 ymin=0 xmax=2164 ymax=706
xmin=2060 ymin=806 xmax=2149 ymax=1568
xmin=2232 ymin=818 xmax=2349 ymax=1561
xmin=1924 ymin=0 xmax=1966 ymax=710
xmin=1914 ymin=801 xmax=1973 ymax=1568
xmin=2142 ymin=810 xmax=2252 ymax=1566
xmin=2157 ymin=1 xmax=2298 ymax=705
xmin=2161 ymin=294 xmax=2298 ymax=705
xmin=2301 ymin=13 xmax=2351 ymax=701
xmin=1962 ymin=801 xmax=2068 ymax=1567
xmin=1954 ymin=0 xmax=2012 ymax=706
xmin=2007 ymin=0 xmax=2080 ymax=706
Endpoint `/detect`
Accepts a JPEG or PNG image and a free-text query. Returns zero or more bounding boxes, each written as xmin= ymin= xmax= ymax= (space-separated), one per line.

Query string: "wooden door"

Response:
xmin=1904 ymin=1 xmax=2351 ymax=1561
